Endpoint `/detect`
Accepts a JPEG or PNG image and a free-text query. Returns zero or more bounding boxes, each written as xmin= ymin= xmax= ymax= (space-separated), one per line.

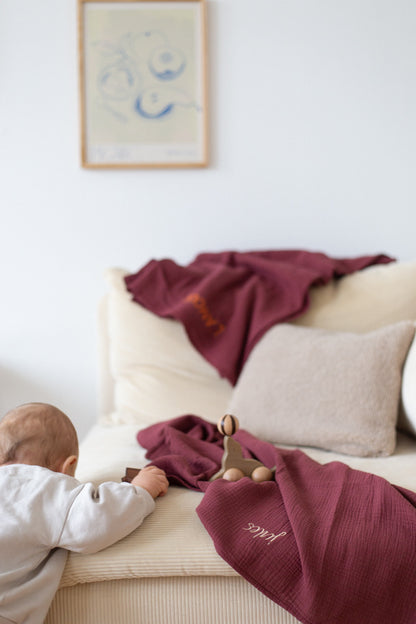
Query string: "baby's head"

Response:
xmin=0 ymin=402 xmax=79 ymax=476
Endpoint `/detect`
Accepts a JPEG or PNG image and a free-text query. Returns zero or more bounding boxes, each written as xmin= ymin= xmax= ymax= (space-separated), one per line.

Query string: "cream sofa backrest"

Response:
xmin=98 ymin=261 xmax=416 ymax=436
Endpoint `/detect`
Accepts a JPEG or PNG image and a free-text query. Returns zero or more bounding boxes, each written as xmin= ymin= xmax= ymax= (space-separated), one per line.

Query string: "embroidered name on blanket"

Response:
xmin=242 ymin=522 xmax=287 ymax=545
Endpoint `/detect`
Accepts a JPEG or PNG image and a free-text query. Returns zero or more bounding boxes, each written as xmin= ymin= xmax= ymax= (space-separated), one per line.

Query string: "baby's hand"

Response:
xmin=131 ymin=465 xmax=169 ymax=499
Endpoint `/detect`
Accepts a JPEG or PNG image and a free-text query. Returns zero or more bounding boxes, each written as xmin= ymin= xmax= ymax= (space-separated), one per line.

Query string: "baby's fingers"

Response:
xmin=142 ymin=465 xmax=166 ymax=477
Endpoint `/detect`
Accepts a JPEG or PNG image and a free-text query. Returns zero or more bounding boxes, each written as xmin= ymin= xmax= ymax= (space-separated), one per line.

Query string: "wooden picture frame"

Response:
xmin=78 ymin=0 xmax=208 ymax=168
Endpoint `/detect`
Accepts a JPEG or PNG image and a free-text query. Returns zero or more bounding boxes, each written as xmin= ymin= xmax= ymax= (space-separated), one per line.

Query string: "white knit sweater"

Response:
xmin=0 ymin=464 xmax=155 ymax=624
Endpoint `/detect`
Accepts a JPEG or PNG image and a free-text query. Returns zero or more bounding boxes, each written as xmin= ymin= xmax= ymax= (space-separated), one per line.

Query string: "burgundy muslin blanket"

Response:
xmin=125 ymin=250 xmax=393 ymax=384
xmin=138 ymin=416 xmax=416 ymax=624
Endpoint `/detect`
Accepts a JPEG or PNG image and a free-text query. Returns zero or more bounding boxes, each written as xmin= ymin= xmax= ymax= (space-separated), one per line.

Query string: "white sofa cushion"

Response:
xmin=402 ymin=337 xmax=416 ymax=435
xmin=104 ymin=268 xmax=232 ymax=426
xmin=292 ymin=259 xmax=416 ymax=332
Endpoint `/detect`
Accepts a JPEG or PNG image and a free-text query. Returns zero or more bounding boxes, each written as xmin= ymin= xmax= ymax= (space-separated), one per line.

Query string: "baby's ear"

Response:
xmin=60 ymin=455 xmax=78 ymax=477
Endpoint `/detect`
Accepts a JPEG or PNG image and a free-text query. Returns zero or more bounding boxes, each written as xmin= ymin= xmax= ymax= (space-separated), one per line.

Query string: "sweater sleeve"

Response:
xmin=57 ymin=481 xmax=156 ymax=554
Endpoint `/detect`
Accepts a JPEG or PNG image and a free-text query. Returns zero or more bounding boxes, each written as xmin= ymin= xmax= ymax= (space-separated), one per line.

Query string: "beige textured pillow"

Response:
xmin=228 ymin=322 xmax=415 ymax=457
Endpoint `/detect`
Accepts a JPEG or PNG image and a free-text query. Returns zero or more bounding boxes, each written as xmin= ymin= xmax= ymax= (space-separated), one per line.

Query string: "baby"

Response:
xmin=0 ymin=402 xmax=168 ymax=624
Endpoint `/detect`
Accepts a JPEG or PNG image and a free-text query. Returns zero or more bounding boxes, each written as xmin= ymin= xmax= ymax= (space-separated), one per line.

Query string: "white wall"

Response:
xmin=1 ymin=0 xmax=415 ymax=439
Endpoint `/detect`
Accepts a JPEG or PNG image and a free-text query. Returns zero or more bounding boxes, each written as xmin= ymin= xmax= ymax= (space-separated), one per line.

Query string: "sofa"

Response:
xmin=46 ymin=257 xmax=416 ymax=624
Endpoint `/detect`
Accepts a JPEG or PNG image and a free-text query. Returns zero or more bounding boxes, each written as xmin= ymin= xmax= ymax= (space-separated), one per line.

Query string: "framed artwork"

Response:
xmin=78 ymin=0 xmax=208 ymax=168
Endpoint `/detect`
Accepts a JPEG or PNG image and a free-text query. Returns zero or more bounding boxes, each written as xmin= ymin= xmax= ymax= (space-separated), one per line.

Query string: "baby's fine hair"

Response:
xmin=0 ymin=403 xmax=78 ymax=471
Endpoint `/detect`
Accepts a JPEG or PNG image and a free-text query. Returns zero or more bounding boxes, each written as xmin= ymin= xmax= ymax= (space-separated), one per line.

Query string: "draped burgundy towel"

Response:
xmin=125 ymin=250 xmax=393 ymax=384
xmin=138 ymin=416 xmax=416 ymax=624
